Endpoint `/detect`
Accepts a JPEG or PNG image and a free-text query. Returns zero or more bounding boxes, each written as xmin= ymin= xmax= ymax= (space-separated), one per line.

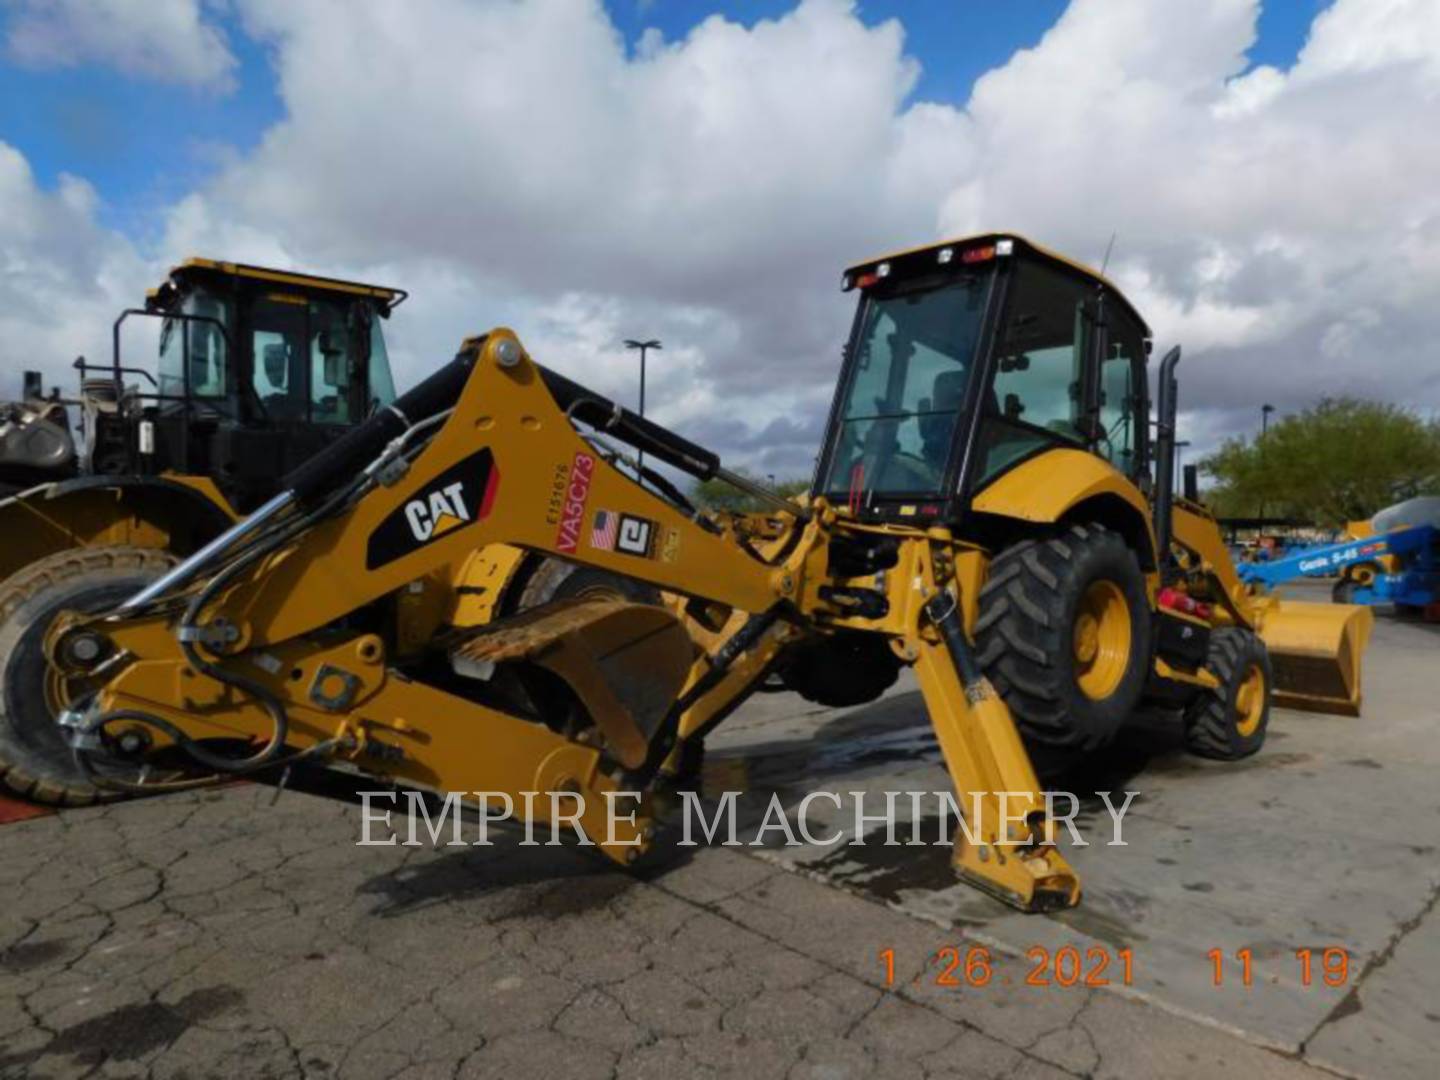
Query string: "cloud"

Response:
xmin=938 ymin=0 xmax=1440 ymax=441
xmin=3 ymin=0 xmax=237 ymax=91
xmin=152 ymin=0 xmax=972 ymax=478
xmin=6 ymin=0 xmax=1440 ymax=479
xmin=0 ymin=141 xmax=150 ymax=392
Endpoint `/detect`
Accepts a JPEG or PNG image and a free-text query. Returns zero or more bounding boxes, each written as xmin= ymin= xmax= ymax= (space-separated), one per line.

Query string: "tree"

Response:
xmin=691 ymin=470 xmax=809 ymax=513
xmin=1201 ymin=397 xmax=1440 ymax=527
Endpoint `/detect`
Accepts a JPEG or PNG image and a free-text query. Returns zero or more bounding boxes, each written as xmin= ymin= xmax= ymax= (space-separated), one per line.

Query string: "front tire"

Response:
xmin=1183 ymin=627 xmax=1271 ymax=760
xmin=975 ymin=523 xmax=1151 ymax=753
xmin=0 ymin=546 xmax=176 ymax=805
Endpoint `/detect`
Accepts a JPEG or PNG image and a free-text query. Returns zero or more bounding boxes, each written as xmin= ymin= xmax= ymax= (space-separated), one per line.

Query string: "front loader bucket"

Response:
xmin=1256 ymin=600 xmax=1375 ymax=716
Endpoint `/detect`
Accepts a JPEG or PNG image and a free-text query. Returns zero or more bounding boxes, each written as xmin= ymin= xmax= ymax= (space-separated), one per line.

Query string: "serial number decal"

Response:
xmin=554 ymin=451 xmax=596 ymax=553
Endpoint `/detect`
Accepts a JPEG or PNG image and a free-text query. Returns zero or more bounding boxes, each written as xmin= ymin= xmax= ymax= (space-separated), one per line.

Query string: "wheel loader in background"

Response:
xmin=0 ymin=259 xmax=409 ymax=804
xmin=17 ymin=234 xmax=1374 ymax=912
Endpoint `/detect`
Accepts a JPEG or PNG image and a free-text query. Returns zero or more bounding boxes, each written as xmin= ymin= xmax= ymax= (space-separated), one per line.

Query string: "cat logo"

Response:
xmin=405 ymin=482 xmax=470 ymax=541
xmin=366 ymin=448 xmax=499 ymax=570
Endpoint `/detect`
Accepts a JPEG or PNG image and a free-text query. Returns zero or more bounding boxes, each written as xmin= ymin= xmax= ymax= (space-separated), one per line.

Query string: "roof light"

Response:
xmin=961 ymin=245 xmax=996 ymax=264
xmin=937 ymin=247 xmax=954 ymax=265
xmin=996 ymin=239 xmax=1014 ymax=256
xmin=841 ymin=273 xmax=854 ymax=291
xmin=877 ymin=262 xmax=891 ymax=278
xmin=855 ymin=272 xmax=880 ymax=289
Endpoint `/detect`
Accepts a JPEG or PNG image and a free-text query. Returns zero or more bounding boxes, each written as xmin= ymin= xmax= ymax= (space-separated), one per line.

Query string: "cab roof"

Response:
xmin=147 ymin=257 xmax=408 ymax=312
xmin=844 ymin=232 xmax=1150 ymax=338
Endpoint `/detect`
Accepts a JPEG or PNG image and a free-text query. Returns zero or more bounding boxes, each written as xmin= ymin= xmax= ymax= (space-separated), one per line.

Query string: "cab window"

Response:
xmin=821 ymin=273 xmax=989 ymax=498
xmin=1098 ymin=306 xmax=1147 ymax=477
xmin=974 ymin=260 xmax=1095 ymax=482
xmin=367 ymin=309 xmax=397 ymax=411
xmin=158 ymin=289 xmax=231 ymax=399
xmin=250 ymin=296 xmax=308 ymax=421
xmin=248 ymin=294 xmax=359 ymax=424
xmin=309 ymin=301 xmax=352 ymax=425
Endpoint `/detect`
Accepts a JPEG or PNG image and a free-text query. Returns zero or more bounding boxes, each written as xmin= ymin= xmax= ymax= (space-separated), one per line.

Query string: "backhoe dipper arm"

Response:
xmin=44 ymin=331 xmax=814 ymax=859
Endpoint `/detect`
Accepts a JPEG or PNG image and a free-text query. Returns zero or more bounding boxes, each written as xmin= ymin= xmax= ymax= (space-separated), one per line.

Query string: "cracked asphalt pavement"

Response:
xmin=1 ymin=583 xmax=1435 ymax=1079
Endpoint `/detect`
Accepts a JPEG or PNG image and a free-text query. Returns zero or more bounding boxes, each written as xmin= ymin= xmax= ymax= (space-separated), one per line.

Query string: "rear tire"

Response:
xmin=0 ymin=546 xmax=176 ymax=806
xmin=1183 ymin=627 xmax=1271 ymax=760
xmin=1332 ymin=579 xmax=1358 ymax=604
xmin=975 ymin=523 xmax=1150 ymax=752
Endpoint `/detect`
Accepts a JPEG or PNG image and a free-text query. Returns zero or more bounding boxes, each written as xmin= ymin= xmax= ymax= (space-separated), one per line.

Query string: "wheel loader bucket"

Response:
xmin=1255 ymin=600 xmax=1375 ymax=716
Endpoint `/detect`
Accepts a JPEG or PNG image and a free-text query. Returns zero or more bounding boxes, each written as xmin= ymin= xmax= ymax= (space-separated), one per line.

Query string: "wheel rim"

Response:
xmin=1234 ymin=663 xmax=1266 ymax=737
xmin=1073 ymin=580 xmax=1131 ymax=700
xmin=1353 ymin=564 xmax=1376 ymax=586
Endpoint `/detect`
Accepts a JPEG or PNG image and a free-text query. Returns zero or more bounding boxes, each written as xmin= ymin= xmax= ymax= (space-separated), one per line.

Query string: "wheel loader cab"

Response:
xmin=816 ymin=235 xmax=1151 ymax=522
xmin=99 ymin=260 xmax=406 ymax=510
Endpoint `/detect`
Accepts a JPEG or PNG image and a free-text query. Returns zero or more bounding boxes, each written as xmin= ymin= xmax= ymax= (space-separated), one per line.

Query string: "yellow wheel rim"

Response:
xmin=43 ymin=666 xmax=71 ymax=717
xmin=1234 ymin=664 xmax=1266 ymax=737
xmin=43 ymin=654 xmax=100 ymax=721
xmin=1352 ymin=564 xmax=1376 ymax=586
xmin=1073 ymin=580 xmax=1131 ymax=700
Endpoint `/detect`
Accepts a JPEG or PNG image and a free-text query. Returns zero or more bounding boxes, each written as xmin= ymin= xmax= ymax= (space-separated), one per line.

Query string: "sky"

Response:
xmin=3 ymin=0 xmax=1437 ymax=481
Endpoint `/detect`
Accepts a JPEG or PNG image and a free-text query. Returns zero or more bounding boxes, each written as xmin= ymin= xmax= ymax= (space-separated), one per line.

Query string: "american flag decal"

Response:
xmin=591 ymin=509 xmax=618 ymax=551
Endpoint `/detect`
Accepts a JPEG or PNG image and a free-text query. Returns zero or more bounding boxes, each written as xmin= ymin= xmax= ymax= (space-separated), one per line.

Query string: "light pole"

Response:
xmin=1259 ymin=403 xmax=1275 ymax=525
xmin=624 ymin=338 xmax=661 ymax=472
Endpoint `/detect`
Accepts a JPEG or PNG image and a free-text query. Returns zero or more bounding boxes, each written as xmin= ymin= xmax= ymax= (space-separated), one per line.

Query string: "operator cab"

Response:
xmin=815 ymin=234 xmax=1151 ymax=523
xmin=92 ymin=260 xmax=405 ymax=510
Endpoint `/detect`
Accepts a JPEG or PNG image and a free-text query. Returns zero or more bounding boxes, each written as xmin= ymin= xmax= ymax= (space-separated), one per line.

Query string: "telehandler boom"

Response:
xmin=33 ymin=235 xmax=1372 ymax=912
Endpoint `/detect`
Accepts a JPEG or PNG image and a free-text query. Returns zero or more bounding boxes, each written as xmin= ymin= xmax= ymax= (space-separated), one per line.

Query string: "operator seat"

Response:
xmin=261 ymin=343 xmax=305 ymax=421
xmin=919 ymin=368 xmax=965 ymax=472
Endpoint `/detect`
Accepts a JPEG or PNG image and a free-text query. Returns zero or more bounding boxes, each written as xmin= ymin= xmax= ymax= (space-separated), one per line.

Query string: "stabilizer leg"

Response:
xmin=913 ymin=593 xmax=1080 ymax=912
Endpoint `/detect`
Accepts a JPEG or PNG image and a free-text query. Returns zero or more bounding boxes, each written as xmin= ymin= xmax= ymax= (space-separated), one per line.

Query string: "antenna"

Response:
xmin=1099 ymin=232 xmax=1118 ymax=276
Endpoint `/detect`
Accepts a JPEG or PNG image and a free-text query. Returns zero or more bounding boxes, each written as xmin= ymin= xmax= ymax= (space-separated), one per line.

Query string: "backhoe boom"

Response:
xmin=48 ymin=328 xmax=1078 ymax=912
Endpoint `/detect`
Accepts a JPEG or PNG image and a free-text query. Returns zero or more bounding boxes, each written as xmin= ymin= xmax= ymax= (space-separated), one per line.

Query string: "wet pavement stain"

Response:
xmin=0 ymin=986 xmax=244 ymax=1073
xmin=0 ymin=938 xmax=68 ymax=972
xmin=803 ymin=820 xmax=960 ymax=904
xmin=707 ymin=713 xmax=942 ymax=796
xmin=1052 ymin=886 xmax=1150 ymax=948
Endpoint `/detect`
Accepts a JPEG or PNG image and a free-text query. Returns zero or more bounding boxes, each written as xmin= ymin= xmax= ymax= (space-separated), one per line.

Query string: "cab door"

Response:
xmin=968 ymin=256 xmax=1101 ymax=489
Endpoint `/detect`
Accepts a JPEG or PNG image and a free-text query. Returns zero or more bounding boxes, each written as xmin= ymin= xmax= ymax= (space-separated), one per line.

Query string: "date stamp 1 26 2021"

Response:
xmin=880 ymin=945 xmax=1353 ymax=991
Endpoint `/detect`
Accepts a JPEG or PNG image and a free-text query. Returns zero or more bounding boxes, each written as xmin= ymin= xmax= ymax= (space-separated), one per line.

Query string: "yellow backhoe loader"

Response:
xmin=18 ymin=235 xmax=1372 ymax=912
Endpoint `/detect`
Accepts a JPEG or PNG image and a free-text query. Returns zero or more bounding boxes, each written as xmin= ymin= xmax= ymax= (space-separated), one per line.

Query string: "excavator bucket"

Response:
xmin=1255 ymin=599 xmax=1375 ymax=716
xmin=450 ymin=597 xmax=696 ymax=769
